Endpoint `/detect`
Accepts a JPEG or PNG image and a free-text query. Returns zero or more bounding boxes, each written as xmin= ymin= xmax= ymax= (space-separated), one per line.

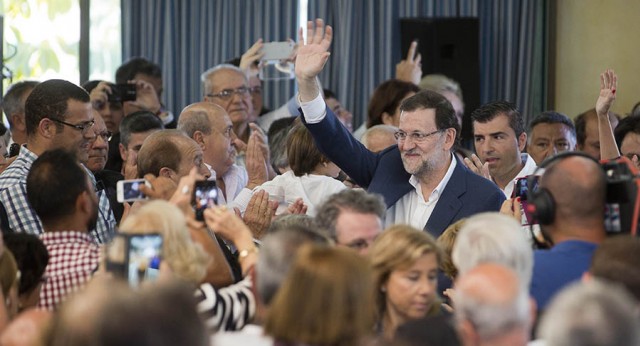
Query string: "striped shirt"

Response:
xmin=0 ymin=146 xmax=115 ymax=244
xmin=195 ymin=276 xmax=256 ymax=332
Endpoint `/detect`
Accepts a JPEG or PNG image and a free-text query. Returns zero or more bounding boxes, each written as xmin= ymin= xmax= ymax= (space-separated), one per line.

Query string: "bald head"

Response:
xmin=361 ymin=124 xmax=397 ymax=153
xmin=137 ymin=129 xmax=209 ymax=181
xmin=541 ymin=156 xmax=606 ymax=223
xmin=178 ymin=102 xmax=228 ymax=137
xmin=177 ymin=102 xmax=237 ymax=178
xmin=455 ymin=264 xmax=531 ymax=345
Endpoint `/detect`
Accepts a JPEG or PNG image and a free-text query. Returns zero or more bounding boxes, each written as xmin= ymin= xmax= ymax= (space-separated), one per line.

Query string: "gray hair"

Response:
xmin=360 ymin=124 xmax=397 ymax=151
xmin=451 ymin=212 xmax=533 ymax=287
xmin=200 ymin=64 xmax=246 ymax=96
xmin=2 ymin=80 xmax=39 ymax=126
xmin=177 ymin=109 xmax=212 ymax=137
xmin=314 ymin=189 xmax=386 ymax=240
xmin=539 ymin=280 xmax=640 ymax=346
xmin=455 ymin=269 xmax=530 ymax=340
xmin=255 ymin=226 xmax=330 ymax=305
xmin=419 ymin=74 xmax=463 ymax=102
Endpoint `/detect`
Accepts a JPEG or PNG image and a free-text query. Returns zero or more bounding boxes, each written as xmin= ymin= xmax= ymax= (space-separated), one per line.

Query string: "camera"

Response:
xmin=107 ymin=84 xmax=137 ymax=103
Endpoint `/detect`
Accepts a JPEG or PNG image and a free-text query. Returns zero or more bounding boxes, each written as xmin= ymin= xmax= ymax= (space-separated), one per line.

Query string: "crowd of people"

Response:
xmin=0 ymin=18 xmax=637 ymax=346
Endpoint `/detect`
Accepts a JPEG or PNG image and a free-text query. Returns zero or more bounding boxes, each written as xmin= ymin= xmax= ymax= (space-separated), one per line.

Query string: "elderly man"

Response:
xmin=314 ymin=189 xmax=385 ymax=255
xmin=201 ymin=64 xmax=254 ymax=144
xmin=538 ymin=280 xmax=640 ymax=346
xmin=466 ymin=101 xmax=538 ymax=197
xmin=296 ymin=19 xmax=504 ymax=237
xmin=136 ymin=129 xmax=210 ymax=182
xmin=526 ymin=111 xmax=576 ymax=165
xmin=455 ymin=264 xmax=533 ymax=346
xmin=0 ymin=79 xmax=115 ymax=244
xmin=361 ymin=124 xmax=398 ymax=153
xmin=2 ymin=80 xmax=39 ymax=147
xmin=177 ymin=102 xmax=265 ymax=205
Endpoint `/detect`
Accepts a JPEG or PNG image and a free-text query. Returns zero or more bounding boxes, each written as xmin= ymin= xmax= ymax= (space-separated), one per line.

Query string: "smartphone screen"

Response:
xmin=117 ymin=179 xmax=150 ymax=203
xmin=105 ymin=233 xmax=163 ymax=287
xmin=192 ymin=181 xmax=218 ymax=221
xmin=127 ymin=234 xmax=163 ymax=287
xmin=513 ymin=176 xmax=539 ymax=226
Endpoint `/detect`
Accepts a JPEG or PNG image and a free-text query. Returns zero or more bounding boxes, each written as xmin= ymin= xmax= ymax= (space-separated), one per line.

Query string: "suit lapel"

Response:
xmin=424 ymin=158 xmax=466 ymax=238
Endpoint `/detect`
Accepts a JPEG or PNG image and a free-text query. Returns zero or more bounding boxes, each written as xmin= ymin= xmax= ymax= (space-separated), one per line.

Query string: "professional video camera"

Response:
xmin=514 ymin=155 xmax=640 ymax=237
xmin=602 ymin=156 xmax=640 ymax=236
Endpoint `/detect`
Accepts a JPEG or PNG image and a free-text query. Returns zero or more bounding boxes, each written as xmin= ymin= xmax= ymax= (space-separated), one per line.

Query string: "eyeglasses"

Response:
xmin=249 ymin=86 xmax=262 ymax=95
xmin=206 ymin=87 xmax=250 ymax=101
xmin=49 ymin=118 xmax=96 ymax=135
xmin=394 ymin=129 xmax=444 ymax=143
xmin=95 ymin=130 xmax=113 ymax=142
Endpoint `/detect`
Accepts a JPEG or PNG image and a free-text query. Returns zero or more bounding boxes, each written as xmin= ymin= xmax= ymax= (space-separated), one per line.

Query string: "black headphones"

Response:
xmin=527 ymin=151 xmax=599 ymax=226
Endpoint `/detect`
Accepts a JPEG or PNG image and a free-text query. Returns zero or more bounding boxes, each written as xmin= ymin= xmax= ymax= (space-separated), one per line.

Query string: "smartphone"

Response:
xmin=106 ymin=233 xmax=163 ymax=287
xmin=108 ymin=83 xmax=137 ymax=103
xmin=192 ymin=180 xmax=218 ymax=221
xmin=512 ymin=176 xmax=539 ymax=226
xmin=261 ymin=41 xmax=295 ymax=61
xmin=116 ymin=179 xmax=151 ymax=203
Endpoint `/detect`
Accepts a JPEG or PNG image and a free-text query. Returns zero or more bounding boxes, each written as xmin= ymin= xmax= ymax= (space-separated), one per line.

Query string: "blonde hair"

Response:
xmin=119 ymin=200 xmax=210 ymax=284
xmin=437 ymin=218 xmax=466 ymax=280
xmin=369 ymin=225 xmax=442 ymax=315
xmin=265 ymin=245 xmax=375 ymax=346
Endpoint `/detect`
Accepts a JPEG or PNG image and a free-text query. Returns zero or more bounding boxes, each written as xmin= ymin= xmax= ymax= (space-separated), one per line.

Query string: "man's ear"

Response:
xmin=39 ymin=118 xmax=56 ymax=139
xmin=159 ymin=167 xmax=175 ymax=179
xmin=582 ymin=271 xmax=593 ymax=283
xmin=518 ymin=132 xmax=527 ymax=152
xmin=119 ymin=143 xmax=127 ymax=162
xmin=443 ymin=128 xmax=457 ymax=151
xmin=193 ymin=131 xmax=206 ymax=149
xmin=76 ymin=190 xmax=93 ymax=216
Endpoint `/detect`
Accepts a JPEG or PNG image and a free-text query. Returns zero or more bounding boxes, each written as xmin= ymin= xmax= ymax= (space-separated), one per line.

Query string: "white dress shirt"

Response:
xmin=501 ymin=153 xmax=538 ymax=198
xmin=385 ymin=154 xmax=457 ymax=229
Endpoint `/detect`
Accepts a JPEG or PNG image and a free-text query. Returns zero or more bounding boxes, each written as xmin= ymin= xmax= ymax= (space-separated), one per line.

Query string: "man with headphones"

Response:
xmin=511 ymin=152 xmax=607 ymax=311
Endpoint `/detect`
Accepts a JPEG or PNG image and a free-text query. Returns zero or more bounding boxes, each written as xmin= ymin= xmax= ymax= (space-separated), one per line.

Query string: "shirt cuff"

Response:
xmin=298 ymin=92 xmax=327 ymax=124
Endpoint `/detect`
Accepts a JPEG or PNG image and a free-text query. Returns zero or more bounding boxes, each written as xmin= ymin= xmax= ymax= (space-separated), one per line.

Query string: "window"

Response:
xmin=2 ymin=0 xmax=121 ymax=91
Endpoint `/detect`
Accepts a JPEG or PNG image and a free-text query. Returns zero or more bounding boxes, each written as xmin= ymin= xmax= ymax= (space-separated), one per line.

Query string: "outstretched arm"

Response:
xmin=295 ymin=19 xmax=333 ymax=102
xmin=597 ymin=69 xmax=621 ymax=160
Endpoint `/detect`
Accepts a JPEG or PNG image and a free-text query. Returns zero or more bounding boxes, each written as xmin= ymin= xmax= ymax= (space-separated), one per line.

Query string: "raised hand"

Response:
xmin=123 ymin=79 xmax=161 ymax=116
xmin=295 ymin=18 xmax=333 ymax=81
xmin=463 ymin=154 xmax=492 ymax=181
xmin=596 ymin=69 xmax=617 ymax=116
xmin=396 ymin=40 xmax=422 ymax=85
xmin=245 ymin=130 xmax=268 ymax=190
xmin=240 ymin=39 xmax=265 ymax=74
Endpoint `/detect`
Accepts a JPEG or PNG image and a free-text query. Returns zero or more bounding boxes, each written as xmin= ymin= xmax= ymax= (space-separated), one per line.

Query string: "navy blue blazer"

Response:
xmin=303 ymin=107 xmax=505 ymax=238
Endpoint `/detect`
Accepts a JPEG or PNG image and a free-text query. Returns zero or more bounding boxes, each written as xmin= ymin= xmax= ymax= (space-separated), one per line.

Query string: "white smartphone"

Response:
xmin=261 ymin=41 xmax=295 ymax=61
xmin=116 ymin=179 xmax=151 ymax=203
